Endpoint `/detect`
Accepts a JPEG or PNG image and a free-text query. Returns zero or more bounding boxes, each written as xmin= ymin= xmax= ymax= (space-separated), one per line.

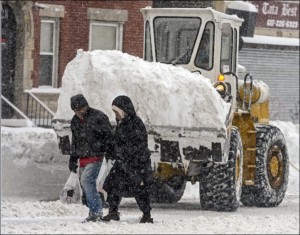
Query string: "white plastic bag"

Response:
xmin=96 ymin=158 xmax=114 ymax=199
xmin=60 ymin=172 xmax=82 ymax=204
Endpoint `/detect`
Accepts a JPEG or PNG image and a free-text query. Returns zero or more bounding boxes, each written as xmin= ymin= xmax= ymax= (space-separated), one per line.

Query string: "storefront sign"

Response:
xmin=250 ymin=1 xmax=299 ymax=30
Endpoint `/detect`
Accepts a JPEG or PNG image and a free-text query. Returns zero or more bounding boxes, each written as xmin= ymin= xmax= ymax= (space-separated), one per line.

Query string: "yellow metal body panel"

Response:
xmin=153 ymin=162 xmax=185 ymax=181
xmin=250 ymin=101 xmax=270 ymax=124
xmin=239 ymin=83 xmax=261 ymax=104
xmin=238 ymin=81 xmax=270 ymax=124
xmin=234 ymin=94 xmax=270 ymax=185
xmin=233 ymin=112 xmax=256 ymax=185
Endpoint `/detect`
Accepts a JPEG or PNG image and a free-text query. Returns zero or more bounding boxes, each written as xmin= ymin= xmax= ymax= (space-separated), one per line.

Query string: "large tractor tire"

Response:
xmin=241 ymin=124 xmax=289 ymax=207
xmin=199 ymin=127 xmax=243 ymax=211
xmin=149 ymin=175 xmax=187 ymax=203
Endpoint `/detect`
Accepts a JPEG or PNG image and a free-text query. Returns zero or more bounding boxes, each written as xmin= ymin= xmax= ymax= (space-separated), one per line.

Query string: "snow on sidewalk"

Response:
xmin=1 ymin=194 xmax=299 ymax=234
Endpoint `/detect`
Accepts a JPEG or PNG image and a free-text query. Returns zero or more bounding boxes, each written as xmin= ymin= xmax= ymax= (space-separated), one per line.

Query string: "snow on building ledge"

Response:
xmin=226 ymin=0 xmax=257 ymax=12
xmin=24 ymin=87 xmax=61 ymax=94
xmin=242 ymin=35 xmax=299 ymax=47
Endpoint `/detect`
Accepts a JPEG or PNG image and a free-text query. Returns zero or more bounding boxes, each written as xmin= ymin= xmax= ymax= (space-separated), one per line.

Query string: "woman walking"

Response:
xmin=103 ymin=95 xmax=153 ymax=223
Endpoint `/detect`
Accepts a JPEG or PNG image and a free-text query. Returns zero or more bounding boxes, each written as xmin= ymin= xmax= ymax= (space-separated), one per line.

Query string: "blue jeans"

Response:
xmin=80 ymin=162 xmax=102 ymax=215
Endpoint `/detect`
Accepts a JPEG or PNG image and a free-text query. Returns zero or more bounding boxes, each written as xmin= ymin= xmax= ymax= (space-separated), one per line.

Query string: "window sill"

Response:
xmin=24 ymin=87 xmax=61 ymax=94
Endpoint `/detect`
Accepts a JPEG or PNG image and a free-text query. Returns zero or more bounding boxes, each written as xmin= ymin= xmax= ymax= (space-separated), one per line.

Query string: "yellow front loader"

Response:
xmin=141 ymin=7 xmax=289 ymax=211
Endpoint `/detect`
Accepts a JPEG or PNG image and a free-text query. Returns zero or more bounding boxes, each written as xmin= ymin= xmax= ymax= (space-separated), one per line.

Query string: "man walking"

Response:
xmin=68 ymin=94 xmax=114 ymax=222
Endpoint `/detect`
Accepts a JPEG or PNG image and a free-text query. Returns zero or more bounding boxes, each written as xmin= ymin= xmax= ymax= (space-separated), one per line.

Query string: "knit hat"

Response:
xmin=70 ymin=94 xmax=89 ymax=110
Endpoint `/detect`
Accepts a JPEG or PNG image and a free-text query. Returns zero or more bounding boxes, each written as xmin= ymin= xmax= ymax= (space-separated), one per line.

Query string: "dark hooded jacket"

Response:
xmin=103 ymin=96 xmax=152 ymax=197
xmin=69 ymin=94 xmax=114 ymax=163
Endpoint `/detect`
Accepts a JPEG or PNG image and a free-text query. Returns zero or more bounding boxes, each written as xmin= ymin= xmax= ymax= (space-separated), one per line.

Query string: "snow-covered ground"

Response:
xmin=1 ymin=193 xmax=299 ymax=234
xmin=1 ymin=120 xmax=299 ymax=234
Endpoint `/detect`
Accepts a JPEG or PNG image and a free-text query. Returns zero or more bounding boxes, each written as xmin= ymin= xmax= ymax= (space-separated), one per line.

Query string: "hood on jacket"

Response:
xmin=112 ymin=95 xmax=136 ymax=116
xmin=70 ymin=94 xmax=89 ymax=110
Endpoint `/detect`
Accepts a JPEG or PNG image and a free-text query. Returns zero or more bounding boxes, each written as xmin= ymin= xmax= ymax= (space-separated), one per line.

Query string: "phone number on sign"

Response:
xmin=267 ymin=19 xmax=298 ymax=28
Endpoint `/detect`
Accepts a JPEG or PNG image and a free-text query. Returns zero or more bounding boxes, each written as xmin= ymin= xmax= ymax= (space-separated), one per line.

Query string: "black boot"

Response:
xmin=82 ymin=212 xmax=102 ymax=223
xmin=102 ymin=210 xmax=120 ymax=222
xmin=140 ymin=213 xmax=153 ymax=223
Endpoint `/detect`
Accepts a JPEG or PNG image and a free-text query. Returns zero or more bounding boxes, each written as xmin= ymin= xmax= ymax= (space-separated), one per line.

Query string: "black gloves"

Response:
xmin=68 ymin=157 xmax=78 ymax=173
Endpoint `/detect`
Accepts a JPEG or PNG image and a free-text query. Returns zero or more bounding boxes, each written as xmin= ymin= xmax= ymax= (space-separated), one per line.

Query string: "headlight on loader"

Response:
xmin=214 ymin=82 xmax=228 ymax=98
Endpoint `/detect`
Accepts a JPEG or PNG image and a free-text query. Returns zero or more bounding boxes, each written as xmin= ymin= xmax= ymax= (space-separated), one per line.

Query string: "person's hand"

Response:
xmin=68 ymin=159 xmax=78 ymax=173
xmin=105 ymin=152 xmax=116 ymax=161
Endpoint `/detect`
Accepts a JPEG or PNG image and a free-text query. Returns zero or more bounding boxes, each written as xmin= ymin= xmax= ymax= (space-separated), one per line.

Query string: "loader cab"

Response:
xmin=141 ymin=7 xmax=243 ymax=105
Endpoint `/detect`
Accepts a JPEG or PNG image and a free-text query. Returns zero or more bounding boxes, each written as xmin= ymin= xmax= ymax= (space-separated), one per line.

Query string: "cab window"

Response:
xmin=144 ymin=21 xmax=153 ymax=62
xmin=195 ymin=21 xmax=214 ymax=70
xmin=220 ymin=23 xmax=233 ymax=73
xmin=232 ymin=28 xmax=238 ymax=74
xmin=154 ymin=17 xmax=201 ymax=64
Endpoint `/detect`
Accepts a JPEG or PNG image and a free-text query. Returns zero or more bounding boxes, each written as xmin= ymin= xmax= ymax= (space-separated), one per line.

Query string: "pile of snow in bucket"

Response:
xmin=54 ymin=50 xmax=230 ymax=131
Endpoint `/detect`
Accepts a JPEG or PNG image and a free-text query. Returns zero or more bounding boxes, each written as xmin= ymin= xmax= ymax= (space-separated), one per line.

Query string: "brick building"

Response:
xmin=1 ymin=0 xmax=299 ymax=124
xmin=1 ymin=0 xmax=152 ymax=119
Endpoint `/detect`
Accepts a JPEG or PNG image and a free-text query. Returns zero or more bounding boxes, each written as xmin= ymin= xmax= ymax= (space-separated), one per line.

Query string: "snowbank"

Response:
xmin=270 ymin=121 xmax=300 ymax=195
xmin=1 ymin=127 xmax=69 ymax=201
xmin=54 ymin=50 xmax=230 ymax=130
xmin=1 ymin=127 xmax=61 ymax=166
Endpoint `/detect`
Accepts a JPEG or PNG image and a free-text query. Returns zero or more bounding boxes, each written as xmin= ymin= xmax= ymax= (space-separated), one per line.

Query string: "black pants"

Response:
xmin=107 ymin=189 xmax=151 ymax=214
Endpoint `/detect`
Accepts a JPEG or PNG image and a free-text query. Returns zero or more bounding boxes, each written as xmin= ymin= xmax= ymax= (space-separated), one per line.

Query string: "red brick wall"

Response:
xmin=32 ymin=0 xmax=152 ymax=87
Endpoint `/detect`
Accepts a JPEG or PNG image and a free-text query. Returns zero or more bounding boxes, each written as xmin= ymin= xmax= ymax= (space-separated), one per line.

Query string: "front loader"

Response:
xmin=140 ymin=7 xmax=289 ymax=211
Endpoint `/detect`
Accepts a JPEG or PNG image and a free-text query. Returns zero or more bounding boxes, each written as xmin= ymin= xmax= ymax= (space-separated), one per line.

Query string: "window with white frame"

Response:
xmin=39 ymin=18 xmax=59 ymax=87
xmin=89 ymin=21 xmax=123 ymax=51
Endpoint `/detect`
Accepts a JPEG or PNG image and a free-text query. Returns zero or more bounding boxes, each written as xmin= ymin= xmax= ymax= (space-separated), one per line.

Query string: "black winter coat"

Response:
xmin=69 ymin=107 xmax=114 ymax=162
xmin=103 ymin=97 xmax=152 ymax=197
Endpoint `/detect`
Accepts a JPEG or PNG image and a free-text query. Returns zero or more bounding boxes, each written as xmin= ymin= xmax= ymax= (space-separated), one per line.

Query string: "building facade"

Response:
xmin=1 ymin=0 xmax=299 ymax=123
xmin=226 ymin=1 xmax=299 ymax=123
xmin=1 ymin=0 xmax=151 ymax=119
